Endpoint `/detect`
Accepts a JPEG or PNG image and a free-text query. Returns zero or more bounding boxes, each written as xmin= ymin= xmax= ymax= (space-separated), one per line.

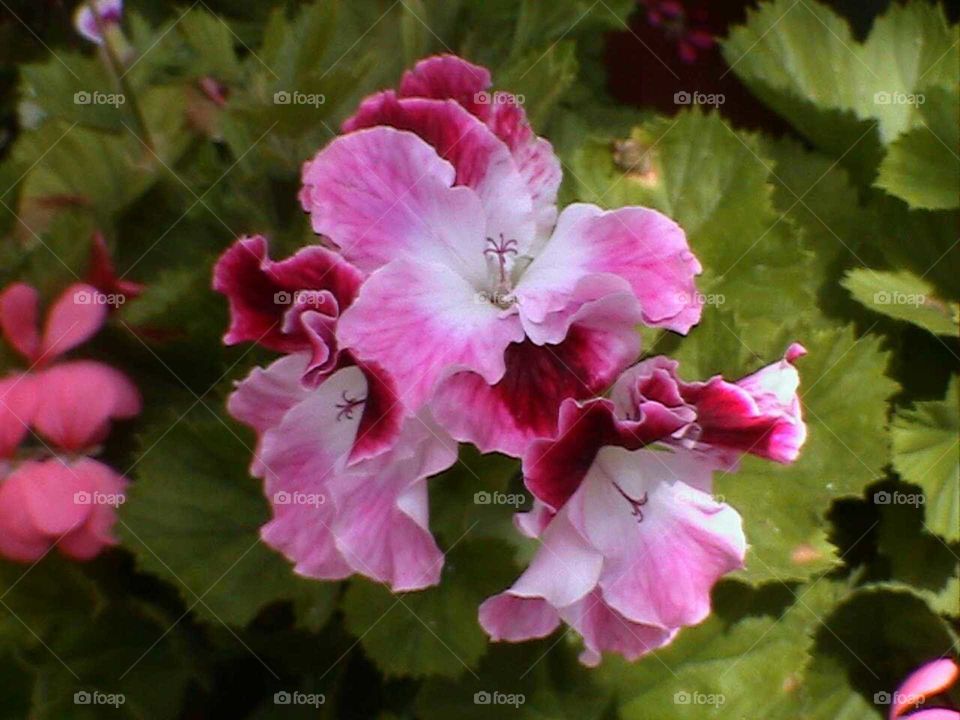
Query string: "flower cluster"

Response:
xmin=0 ymin=281 xmax=140 ymax=562
xmin=216 ymin=55 xmax=807 ymax=665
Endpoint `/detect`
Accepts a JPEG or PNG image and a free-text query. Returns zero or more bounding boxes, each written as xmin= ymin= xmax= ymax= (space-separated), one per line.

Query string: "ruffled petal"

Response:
xmin=338 ymin=258 xmax=524 ymax=411
xmin=523 ymin=396 xmax=692 ymax=511
xmin=507 ymin=512 xmax=603 ymax=608
xmin=397 ymin=54 xmax=491 ymax=100
xmin=31 ymin=360 xmax=141 ymax=451
xmin=228 ymin=353 xmax=311 ymax=436
xmin=0 ymin=282 xmax=41 ymax=362
xmin=567 ymin=446 xmax=745 ymax=629
xmin=682 ymin=344 xmax=807 ymax=464
xmin=431 ymin=292 xmax=644 ymax=457
xmin=325 ymin=414 xmax=457 ymax=590
xmin=481 ymin=103 xmax=561 ymax=243
xmin=258 ymin=371 xmax=452 ymax=589
xmin=343 ymin=94 xmax=536 ymax=249
xmin=349 ymin=359 xmax=405 ymax=464
xmin=559 ymin=590 xmax=676 ymax=667
xmin=516 ymin=203 xmax=703 ymax=333
xmin=213 ymin=234 xmax=362 ymax=354
xmin=394 ymin=55 xmax=561 ymax=241
xmin=42 ymin=284 xmax=108 ymax=361
xmin=478 ymin=594 xmax=561 ymax=642
xmin=258 ymin=366 xmax=370 ymax=580
xmin=300 ymin=127 xmax=489 ymax=283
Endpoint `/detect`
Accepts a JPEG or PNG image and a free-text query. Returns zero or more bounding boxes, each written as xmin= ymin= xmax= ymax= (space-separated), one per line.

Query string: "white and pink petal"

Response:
xmin=517 ymin=203 xmax=702 ymax=333
xmin=567 ymin=445 xmax=745 ymax=629
xmin=338 ymin=258 xmax=524 ymax=411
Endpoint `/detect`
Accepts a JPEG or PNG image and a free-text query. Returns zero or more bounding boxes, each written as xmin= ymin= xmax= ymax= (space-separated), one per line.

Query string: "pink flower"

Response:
xmin=73 ymin=0 xmax=123 ymax=45
xmin=0 ymin=280 xmax=139 ymax=564
xmin=480 ymin=347 xmax=807 ymax=665
xmin=299 ymin=55 xmax=703 ymax=457
xmin=0 ymin=282 xmax=141 ymax=452
xmin=890 ymin=658 xmax=959 ymax=719
xmin=0 ymin=458 xmax=126 ymax=562
xmin=215 ymin=237 xmax=457 ymax=590
xmin=480 ymin=445 xmax=743 ymax=666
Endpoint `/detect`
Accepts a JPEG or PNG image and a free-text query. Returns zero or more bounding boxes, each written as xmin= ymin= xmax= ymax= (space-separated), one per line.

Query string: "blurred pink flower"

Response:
xmin=0 ymin=458 xmax=126 ymax=562
xmin=0 ymin=281 xmax=140 ymax=563
xmin=73 ymin=0 xmax=123 ymax=45
xmin=0 ymin=282 xmax=140 ymax=451
xmin=890 ymin=658 xmax=959 ymax=719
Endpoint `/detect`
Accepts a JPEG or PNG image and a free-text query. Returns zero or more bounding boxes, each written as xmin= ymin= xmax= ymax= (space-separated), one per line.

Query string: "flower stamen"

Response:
xmin=335 ymin=391 xmax=366 ymax=421
xmin=484 ymin=234 xmax=519 ymax=285
xmin=612 ymin=482 xmax=649 ymax=522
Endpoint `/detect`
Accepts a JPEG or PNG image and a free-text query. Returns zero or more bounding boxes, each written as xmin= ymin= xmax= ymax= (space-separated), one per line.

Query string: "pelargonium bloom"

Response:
xmin=0 ymin=458 xmax=126 ymax=562
xmin=890 ymin=658 xmax=959 ymax=719
xmin=73 ymin=0 xmax=123 ymax=45
xmin=299 ymin=54 xmax=703 ymax=457
xmin=480 ymin=346 xmax=807 ymax=665
xmin=0 ymin=282 xmax=141 ymax=452
xmin=215 ymin=236 xmax=456 ymax=590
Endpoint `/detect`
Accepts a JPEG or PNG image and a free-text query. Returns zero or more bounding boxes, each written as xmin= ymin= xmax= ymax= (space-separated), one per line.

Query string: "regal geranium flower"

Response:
xmin=214 ymin=234 xmax=402 ymax=461
xmin=299 ymin=54 xmax=703 ymax=457
xmin=0 ymin=457 xmax=126 ymax=562
xmin=480 ymin=347 xmax=806 ymax=665
xmin=889 ymin=658 xmax=959 ymax=719
xmin=215 ymin=236 xmax=456 ymax=590
xmin=0 ymin=282 xmax=141 ymax=451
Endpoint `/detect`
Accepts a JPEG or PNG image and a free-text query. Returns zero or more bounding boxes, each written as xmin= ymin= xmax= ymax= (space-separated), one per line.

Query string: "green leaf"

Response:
xmin=876 ymin=86 xmax=960 ymax=210
xmin=25 ymin=603 xmax=196 ymax=720
xmin=20 ymin=54 xmax=124 ymax=131
xmin=0 ymin=557 xmax=103 ymax=652
xmin=815 ymin=584 xmax=958 ymax=696
xmin=892 ymin=378 xmax=960 ymax=541
xmin=416 ymin=642 xmax=612 ymax=720
xmin=497 ymin=41 xmax=579 ymax=128
xmin=842 ymin=268 xmax=959 ymax=336
xmin=723 ymin=0 xmax=958 ymax=150
xmin=877 ymin=502 xmax=960 ymax=616
xmin=428 ymin=446 xmax=523 ymax=548
xmin=177 ymin=9 xmax=242 ymax=82
xmin=598 ymin=581 xmax=852 ymax=719
xmin=119 ymin=408 xmax=336 ymax=626
xmin=342 ymin=540 xmax=516 ymax=679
